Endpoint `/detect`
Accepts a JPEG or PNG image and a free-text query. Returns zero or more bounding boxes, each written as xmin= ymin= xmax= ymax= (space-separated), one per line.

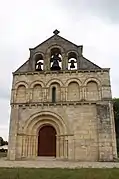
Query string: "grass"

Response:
xmin=0 ymin=152 xmax=7 ymax=158
xmin=0 ymin=168 xmax=119 ymax=179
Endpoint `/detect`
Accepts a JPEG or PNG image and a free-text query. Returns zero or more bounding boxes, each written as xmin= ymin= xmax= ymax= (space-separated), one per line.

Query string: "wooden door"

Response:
xmin=38 ymin=125 xmax=56 ymax=156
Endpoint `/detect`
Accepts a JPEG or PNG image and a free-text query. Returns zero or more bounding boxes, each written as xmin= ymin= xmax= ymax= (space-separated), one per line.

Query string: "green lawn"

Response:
xmin=0 ymin=168 xmax=119 ymax=179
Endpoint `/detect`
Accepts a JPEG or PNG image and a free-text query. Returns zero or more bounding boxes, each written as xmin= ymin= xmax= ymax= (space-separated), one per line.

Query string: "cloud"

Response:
xmin=56 ymin=0 xmax=119 ymax=23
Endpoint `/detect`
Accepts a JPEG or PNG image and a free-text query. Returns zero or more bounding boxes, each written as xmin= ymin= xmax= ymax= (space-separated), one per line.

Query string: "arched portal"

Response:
xmin=38 ymin=125 xmax=56 ymax=157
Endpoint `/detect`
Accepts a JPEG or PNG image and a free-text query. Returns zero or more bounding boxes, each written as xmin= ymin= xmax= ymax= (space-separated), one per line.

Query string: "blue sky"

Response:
xmin=0 ymin=0 xmax=119 ymax=140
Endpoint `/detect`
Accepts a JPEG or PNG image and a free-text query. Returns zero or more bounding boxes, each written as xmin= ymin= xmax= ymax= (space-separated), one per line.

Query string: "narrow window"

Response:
xmin=52 ymin=87 xmax=56 ymax=102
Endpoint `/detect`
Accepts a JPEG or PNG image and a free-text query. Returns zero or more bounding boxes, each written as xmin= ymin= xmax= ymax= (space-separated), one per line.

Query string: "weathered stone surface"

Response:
xmin=8 ymin=31 xmax=117 ymax=161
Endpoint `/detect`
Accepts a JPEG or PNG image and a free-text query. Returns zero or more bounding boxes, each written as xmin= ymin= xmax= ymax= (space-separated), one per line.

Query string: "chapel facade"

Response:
xmin=8 ymin=30 xmax=117 ymax=161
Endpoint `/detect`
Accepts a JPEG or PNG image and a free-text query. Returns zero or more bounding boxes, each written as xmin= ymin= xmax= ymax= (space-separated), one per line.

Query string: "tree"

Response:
xmin=113 ymin=98 xmax=119 ymax=154
xmin=0 ymin=137 xmax=8 ymax=146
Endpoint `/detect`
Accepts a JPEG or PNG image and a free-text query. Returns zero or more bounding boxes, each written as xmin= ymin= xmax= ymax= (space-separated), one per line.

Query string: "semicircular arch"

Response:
xmin=65 ymin=78 xmax=82 ymax=87
xmin=30 ymin=80 xmax=45 ymax=88
xmin=23 ymin=111 xmax=71 ymax=135
xmin=33 ymin=52 xmax=45 ymax=59
xmin=83 ymin=77 xmax=101 ymax=86
xmin=46 ymin=44 xmax=65 ymax=54
xmin=46 ymin=79 xmax=64 ymax=88
xmin=14 ymin=81 xmax=28 ymax=89
xmin=67 ymin=50 xmax=79 ymax=57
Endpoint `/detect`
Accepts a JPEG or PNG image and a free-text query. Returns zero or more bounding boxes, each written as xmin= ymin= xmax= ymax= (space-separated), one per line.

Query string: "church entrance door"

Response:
xmin=38 ymin=125 xmax=56 ymax=156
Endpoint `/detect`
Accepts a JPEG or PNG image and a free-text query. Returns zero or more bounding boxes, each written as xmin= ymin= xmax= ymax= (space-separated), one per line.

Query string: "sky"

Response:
xmin=0 ymin=0 xmax=119 ymax=140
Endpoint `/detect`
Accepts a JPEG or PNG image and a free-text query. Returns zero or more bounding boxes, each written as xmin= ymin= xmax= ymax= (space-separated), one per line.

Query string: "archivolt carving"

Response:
xmin=65 ymin=78 xmax=82 ymax=87
xmin=14 ymin=81 xmax=28 ymax=89
xmin=46 ymin=44 xmax=65 ymax=54
xmin=30 ymin=80 xmax=45 ymax=88
xmin=46 ymin=79 xmax=64 ymax=88
xmin=67 ymin=50 xmax=79 ymax=57
xmin=23 ymin=111 xmax=71 ymax=135
xmin=83 ymin=77 xmax=101 ymax=86
xmin=33 ymin=52 xmax=45 ymax=60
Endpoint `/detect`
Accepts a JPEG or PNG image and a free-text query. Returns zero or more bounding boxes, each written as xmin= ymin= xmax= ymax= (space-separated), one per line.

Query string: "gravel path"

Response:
xmin=0 ymin=158 xmax=119 ymax=168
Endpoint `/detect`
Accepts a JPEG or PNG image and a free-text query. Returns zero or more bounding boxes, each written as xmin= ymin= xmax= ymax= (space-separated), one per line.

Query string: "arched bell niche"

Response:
xmin=68 ymin=52 xmax=77 ymax=70
xmin=50 ymin=48 xmax=62 ymax=71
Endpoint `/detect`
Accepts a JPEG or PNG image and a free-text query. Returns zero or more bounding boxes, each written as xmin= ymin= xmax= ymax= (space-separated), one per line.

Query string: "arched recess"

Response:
xmin=86 ymin=81 xmax=99 ymax=101
xmin=24 ymin=111 xmax=70 ymax=136
xmin=20 ymin=111 xmax=70 ymax=158
xmin=16 ymin=85 xmax=26 ymax=103
xmin=32 ymin=84 xmax=42 ymax=102
xmin=34 ymin=53 xmax=44 ymax=71
xmin=67 ymin=51 xmax=78 ymax=70
xmin=50 ymin=47 xmax=62 ymax=70
xmin=49 ymin=82 xmax=61 ymax=102
xmin=14 ymin=81 xmax=28 ymax=89
xmin=65 ymin=78 xmax=82 ymax=87
xmin=46 ymin=79 xmax=64 ymax=88
xmin=30 ymin=80 xmax=45 ymax=88
xmin=67 ymin=82 xmax=80 ymax=101
xmin=83 ymin=77 xmax=101 ymax=87
xmin=46 ymin=45 xmax=65 ymax=70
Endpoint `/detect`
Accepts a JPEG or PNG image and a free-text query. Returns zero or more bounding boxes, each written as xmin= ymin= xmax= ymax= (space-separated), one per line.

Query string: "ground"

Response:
xmin=0 ymin=156 xmax=119 ymax=178
xmin=0 ymin=168 xmax=119 ymax=179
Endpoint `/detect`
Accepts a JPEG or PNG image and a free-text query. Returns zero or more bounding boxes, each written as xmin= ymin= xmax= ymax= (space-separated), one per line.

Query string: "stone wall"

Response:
xmin=8 ymin=69 xmax=117 ymax=161
xmin=11 ymin=70 xmax=111 ymax=104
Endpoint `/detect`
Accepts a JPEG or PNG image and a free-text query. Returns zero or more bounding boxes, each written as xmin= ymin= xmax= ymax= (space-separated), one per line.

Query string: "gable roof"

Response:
xmin=29 ymin=34 xmax=79 ymax=50
xmin=14 ymin=31 xmax=103 ymax=74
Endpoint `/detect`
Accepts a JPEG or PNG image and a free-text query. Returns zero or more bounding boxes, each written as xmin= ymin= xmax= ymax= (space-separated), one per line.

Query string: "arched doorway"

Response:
xmin=38 ymin=125 xmax=56 ymax=157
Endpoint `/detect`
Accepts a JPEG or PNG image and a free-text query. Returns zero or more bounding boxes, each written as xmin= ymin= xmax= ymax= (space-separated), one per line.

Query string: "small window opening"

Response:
xmin=52 ymin=87 xmax=56 ymax=102
xmin=68 ymin=52 xmax=77 ymax=70
xmin=35 ymin=54 xmax=43 ymax=71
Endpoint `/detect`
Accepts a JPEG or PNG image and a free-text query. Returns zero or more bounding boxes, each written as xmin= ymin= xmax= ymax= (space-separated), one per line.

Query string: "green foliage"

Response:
xmin=113 ymin=98 xmax=119 ymax=121
xmin=0 ymin=152 xmax=7 ymax=158
xmin=113 ymin=98 xmax=119 ymax=154
xmin=0 ymin=137 xmax=8 ymax=146
xmin=0 ymin=168 xmax=119 ymax=179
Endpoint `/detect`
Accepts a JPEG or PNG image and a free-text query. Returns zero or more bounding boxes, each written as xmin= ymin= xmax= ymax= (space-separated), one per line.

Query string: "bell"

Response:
xmin=70 ymin=60 xmax=75 ymax=68
xmin=50 ymin=53 xmax=61 ymax=70
xmin=36 ymin=62 xmax=43 ymax=71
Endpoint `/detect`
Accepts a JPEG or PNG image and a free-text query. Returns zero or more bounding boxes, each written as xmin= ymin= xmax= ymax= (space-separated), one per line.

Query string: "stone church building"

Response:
xmin=8 ymin=30 xmax=117 ymax=161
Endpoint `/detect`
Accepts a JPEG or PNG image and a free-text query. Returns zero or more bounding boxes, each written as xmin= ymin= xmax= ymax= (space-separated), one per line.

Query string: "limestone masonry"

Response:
xmin=8 ymin=30 xmax=117 ymax=161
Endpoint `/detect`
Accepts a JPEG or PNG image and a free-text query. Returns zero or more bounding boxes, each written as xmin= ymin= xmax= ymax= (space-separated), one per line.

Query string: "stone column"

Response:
xmin=7 ymin=106 xmax=19 ymax=160
xmin=27 ymin=135 xmax=30 ymax=157
xmin=43 ymin=88 xmax=48 ymax=102
xmin=82 ymin=86 xmax=86 ymax=100
xmin=32 ymin=135 xmax=37 ymax=157
xmin=64 ymin=136 xmax=68 ymax=159
xmin=58 ymin=136 xmax=64 ymax=158
xmin=29 ymin=88 xmax=33 ymax=102
xmin=23 ymin=135 xmax=27 ymax=157
xmin=56 ymin=135 xmax=60 ymax=158
xmin=65 ymin=88 xmax=68 ymax=101
xmin=80 ymin=87 xmax=83 ymax=100
xmin=45 ymin=53 xmax=50 ymax=71
xmin=26 ymin=88 xmax=29 ymax=103
xmin=62 ymin=53 xmax=67 ymax=70
xmin=61 ymin=87 xmax=65 ymax=101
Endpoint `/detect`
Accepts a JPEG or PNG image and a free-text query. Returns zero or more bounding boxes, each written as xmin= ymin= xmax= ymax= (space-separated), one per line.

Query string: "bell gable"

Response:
xmin=14 ymin=30 xmax=102 ymax=74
